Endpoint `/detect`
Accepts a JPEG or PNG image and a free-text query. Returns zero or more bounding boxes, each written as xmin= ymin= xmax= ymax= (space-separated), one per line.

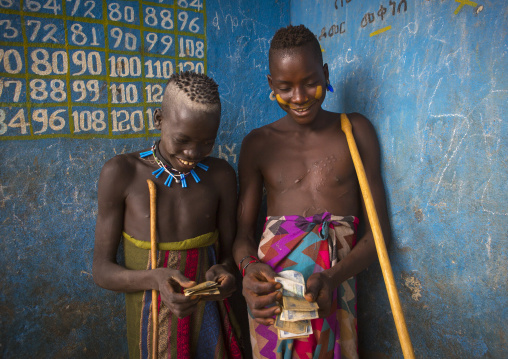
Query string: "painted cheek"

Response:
xmin=276 ymin=94 xmax=290 ymax=106
xmin=314 ymin=85 xmax=323 ymax=100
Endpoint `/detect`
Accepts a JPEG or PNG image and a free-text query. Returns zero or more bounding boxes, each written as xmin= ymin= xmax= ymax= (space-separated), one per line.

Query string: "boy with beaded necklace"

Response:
xmin=93 ymin=72 xmax=242 ymax=359
xmin=233 ymin=25 xmax=392 ymax=358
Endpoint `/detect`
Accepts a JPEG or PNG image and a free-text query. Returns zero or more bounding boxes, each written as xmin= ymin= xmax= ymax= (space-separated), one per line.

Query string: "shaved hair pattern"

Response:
xmin=269 ymin=24 xmax=323 ymax=65
xmin=163 ymin=71 xmax=221 ymax=113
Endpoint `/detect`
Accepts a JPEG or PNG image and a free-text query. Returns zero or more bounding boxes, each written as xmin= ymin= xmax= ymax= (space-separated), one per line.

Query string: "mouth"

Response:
xmin=176 ymin=158 xmax=198 ymax=167
xmin=289 ymin=100 xmax=316 ymax=114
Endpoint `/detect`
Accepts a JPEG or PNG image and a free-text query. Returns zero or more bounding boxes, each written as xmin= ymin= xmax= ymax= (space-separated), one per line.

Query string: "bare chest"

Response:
xmin=260 ymin=134 xmax=356 ymax=193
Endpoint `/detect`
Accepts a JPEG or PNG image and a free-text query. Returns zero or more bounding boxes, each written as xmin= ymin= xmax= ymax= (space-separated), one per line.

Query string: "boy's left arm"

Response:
xmin=305 ymin=113 xmax=392 ymax=317
xmin=204 ymin=161 xmax=238 ymax=300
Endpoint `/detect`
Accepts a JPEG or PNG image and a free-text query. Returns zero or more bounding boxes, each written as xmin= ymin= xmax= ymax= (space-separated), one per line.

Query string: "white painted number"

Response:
xmin=110 ymin=27 xmax=137 ymax=50
xmin=145 ymin=84 xmax=163 ymax=103
xmin=72 ymin=51 xmax=102 ymax=76
xmin=72 ymin=110 xmax=106 ymax=133
xmin=108 ymin=56 xmax=141 ymax=77
xmin=68 ymin=0 xmax=96 ymax=18
xmin=32 ymin=109 xmax=66 ymax=134
xmin=111 ymin=110 xmax=144 ymax=132
xmin=0 ymin=109 xmax=29 ymax=135
xmin=27 ymin=20 xmax=58 ymax=43
xmin=26 ymin=0 xmax=61 ymax=14
xmin=31 ymin=49 xmax=67 ymax=75
xmin=71 ymin=23 xmax=99 ymax=46
xmin=145 ymin=59 xmax=173 ymax=79
xmin=73 ymin=80 xmax=100 ymax=101
xmin=108 ymin=3 xmax=135 ymax=23
xmin=30 ymin=79 xmax=66 ymax=102
xmin=0 ymin=49 xmax=23 ymax=74
xmin=178 ymin=12 xmax=200 ymax=33
xmin=145 ymin=33 xmax=173 ymax=55
xmin=179 ymin=38 xmax=204 ymax=58
xmin=0 ymin=80 xmax=22 ymax=102
xmin=0 ymin=20 xmax=19 ymax=39
xmin=110 ymin=84 xmax=138 ymax=103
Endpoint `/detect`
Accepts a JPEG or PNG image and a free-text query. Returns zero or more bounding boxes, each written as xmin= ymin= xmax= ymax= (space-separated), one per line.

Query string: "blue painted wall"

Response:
xmin=291 ymin=0 xmax=507 ymax=357
xmin=1 ymin=0 xmax=506 ymax=358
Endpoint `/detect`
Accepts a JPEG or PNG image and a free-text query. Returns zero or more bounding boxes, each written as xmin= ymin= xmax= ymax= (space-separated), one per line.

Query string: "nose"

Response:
xmin=292 ymin=85 xmax=307 ymax=104
xmin=183 ymin=144 xmax=207 ymax=160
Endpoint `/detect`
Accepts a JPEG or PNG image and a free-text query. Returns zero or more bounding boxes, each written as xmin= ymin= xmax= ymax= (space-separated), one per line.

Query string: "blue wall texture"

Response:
xmin=291 ymin=0 xmax=507 ymax=358
xmin=0 ymin=0 xmax=506 ymax=358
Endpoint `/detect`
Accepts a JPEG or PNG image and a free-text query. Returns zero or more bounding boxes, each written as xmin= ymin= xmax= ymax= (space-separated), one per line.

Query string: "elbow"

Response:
xmin=92 ymin=261 xmax=108 ymax=289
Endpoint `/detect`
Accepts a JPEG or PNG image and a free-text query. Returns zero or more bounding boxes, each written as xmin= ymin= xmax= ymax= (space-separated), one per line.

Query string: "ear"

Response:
xmin=323 ymin=63 xmax=329 ymax=83
xmin=153 ymin=108 xmax=162 ymax=130
xmin=267 ymin=74 xmax=274 ymax=91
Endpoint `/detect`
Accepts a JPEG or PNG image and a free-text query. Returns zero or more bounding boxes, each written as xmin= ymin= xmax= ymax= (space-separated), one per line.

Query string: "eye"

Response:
xmin=278 ymin=88 xmax=291 ymax=92
xmin=174 ymin=137 xmax=188 ymax=144
xmin=305 ymin=82 xmax=318 ymax=88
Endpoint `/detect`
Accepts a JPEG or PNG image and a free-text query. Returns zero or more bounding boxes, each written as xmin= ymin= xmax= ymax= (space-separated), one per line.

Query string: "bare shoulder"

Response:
xmin=100 ymin=152 xmax=138 ymax=178
xmin=347 ymin=112 xmax=378 ymax=140
xmin=98 ymin=152 xmax=144 ymax=194
xmin=206 ymin=157 xmax=236 ymax=179
xmin=241 ymin=121 xmax=281 ymax=153
xmin=205 ymin=157 xmax=237 ymax=190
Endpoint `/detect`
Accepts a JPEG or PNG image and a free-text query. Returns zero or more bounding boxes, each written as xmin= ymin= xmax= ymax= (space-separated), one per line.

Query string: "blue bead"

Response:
xmin=196 ymin=163 xmax=209 ymax=171
xmin=190 ymin=169 xmax=200 ymax=183
xmin=140 ymin=150 xmax=153 ymax=158
xmin=152 ymin=167 xmax=165 ymax=178
xmin=164 ymin=175 xmax=173 ymax=187
xmin=181 ymin=174 xmax=187 ymax=188
xmin=326 ymin=83 xmax=334 ymax=93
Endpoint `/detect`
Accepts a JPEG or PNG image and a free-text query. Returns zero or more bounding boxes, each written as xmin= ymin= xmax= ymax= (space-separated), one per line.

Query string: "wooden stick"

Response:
xmin=340 ymin=114 xmax=415 ymax=359
xmin=147 ymin=179 xmax=158 ymax=359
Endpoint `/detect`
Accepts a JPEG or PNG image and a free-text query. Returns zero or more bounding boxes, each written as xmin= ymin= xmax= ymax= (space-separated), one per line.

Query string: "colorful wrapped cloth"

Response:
xmin=249 ymin=212 xmax=359 ymax=359
xmin=123 ymin=230 xmax=243 ymax=359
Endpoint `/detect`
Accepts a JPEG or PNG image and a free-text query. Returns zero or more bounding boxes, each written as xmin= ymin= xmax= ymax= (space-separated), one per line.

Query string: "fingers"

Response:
xmin=169 ymin=271 xmax=197 ymax=289
xmin=305 ymin=274 xmax=332 ymax=318
xmin=159 ymin=279 xmax=200 ymax=318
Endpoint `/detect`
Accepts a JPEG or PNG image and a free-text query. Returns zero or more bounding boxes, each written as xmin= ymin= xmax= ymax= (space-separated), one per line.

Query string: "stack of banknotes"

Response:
xmin=274 ymin=270 xmax=319 ymax=339
xmin=183 ymin=281 xmax=220 ymax=296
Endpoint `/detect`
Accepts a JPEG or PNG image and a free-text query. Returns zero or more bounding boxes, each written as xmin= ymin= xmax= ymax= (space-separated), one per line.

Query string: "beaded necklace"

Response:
xmin=140 ymin=141 xmax=209 ymax=188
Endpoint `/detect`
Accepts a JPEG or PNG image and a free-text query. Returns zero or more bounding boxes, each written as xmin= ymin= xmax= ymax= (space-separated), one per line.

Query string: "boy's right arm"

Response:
xmin=92 ymin=156 xmax=199 ymax=318
xmin=233 ymin=133 xmax=282 ymax=325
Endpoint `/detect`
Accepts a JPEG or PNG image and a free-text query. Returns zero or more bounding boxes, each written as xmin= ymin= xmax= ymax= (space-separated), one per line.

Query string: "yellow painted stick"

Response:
xmin=147 ymin=179 xmax=158 ymax=359
xmin=340 ymin=114 xmax=415 ymax=359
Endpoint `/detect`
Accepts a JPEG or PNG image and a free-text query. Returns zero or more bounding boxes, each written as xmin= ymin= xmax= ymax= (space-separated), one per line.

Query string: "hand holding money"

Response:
xmin=183 ymin=281 xmax=220 ymax=297
xmin=274 ymin=270 xmax=319 ymax=339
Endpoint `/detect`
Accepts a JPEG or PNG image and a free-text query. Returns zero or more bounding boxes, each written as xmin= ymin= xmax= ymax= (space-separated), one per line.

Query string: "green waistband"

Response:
xmin=122 ymin=230 xmax=218 ymax=251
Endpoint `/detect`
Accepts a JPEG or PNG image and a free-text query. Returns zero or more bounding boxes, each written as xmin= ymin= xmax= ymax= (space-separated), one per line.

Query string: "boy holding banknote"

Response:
xmin=93 ymin=72 xmax=242 ymax=359
xmin=233 ymin=25 xmax=391 ymax=358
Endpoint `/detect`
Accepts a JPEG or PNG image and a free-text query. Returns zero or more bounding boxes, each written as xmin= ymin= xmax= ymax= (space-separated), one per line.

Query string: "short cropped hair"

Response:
xmin=163 ymin=71 xmax=220 ymax=114
xmin=269 ymin=24 xmax=323 ymax=66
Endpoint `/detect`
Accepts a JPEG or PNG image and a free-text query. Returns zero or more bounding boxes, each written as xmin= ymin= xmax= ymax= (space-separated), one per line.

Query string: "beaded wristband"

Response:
xmin=242 ymin=259 xmax=260 ymax=277
xmin=238 ymin=255 xmax=259 ymax=270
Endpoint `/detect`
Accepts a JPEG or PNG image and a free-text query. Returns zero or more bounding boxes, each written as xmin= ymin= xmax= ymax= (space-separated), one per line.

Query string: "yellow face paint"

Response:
xmin=275 ymin=94 xmax=289 ymax=106
xmin=314 ymin=85 xmax=323 ymax=100
xmin=275 ymin=85 xmax=323 ymax=109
